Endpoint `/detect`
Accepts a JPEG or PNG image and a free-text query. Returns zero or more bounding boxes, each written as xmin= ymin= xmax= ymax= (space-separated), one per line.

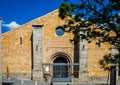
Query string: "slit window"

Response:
xmin=36 ymin=45 xmax=38 ymax=51
xmin=20 ymin=37 xmax=22 ymax=44
xmin=96 ymin=39 xmax=101 ymax=47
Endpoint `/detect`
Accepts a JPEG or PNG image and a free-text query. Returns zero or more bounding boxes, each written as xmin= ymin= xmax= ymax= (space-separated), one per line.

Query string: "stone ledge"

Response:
xmin=2 ymin=73 xmax=31 ymax=80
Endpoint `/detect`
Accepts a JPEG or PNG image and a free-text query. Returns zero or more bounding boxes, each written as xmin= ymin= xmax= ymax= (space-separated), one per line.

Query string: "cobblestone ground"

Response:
xmin=2 ymin=78 xmax=120 ymax=85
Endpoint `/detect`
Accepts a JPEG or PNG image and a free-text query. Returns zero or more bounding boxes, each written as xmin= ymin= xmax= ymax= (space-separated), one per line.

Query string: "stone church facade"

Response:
xmin=2 ymin=10 xmax=115 ymax=82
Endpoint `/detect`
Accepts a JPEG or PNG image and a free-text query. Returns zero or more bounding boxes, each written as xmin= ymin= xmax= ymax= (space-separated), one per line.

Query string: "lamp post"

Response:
xmin=0 ymin=18 xmax=2 ymax=85
xmin=110 ymin=64 xmax=117 ymax=85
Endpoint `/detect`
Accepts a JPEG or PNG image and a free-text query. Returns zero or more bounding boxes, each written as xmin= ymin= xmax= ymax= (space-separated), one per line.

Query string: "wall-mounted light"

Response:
xmin=45 ymin=66 xmax=49 ymax=72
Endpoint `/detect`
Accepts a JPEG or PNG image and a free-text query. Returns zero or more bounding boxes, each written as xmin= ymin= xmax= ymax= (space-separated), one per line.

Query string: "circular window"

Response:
xmin=56 ymin=27 xmax=64 ymax=36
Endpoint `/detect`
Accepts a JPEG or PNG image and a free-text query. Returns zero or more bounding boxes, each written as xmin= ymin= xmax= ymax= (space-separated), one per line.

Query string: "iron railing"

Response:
xmin=42 ymin=63 xmax=79 ymax=78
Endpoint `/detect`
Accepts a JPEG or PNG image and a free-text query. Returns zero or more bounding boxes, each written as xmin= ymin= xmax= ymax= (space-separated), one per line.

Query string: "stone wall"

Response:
xmin=2 ymin=10 xmax=74 ymax=79
xmin=88 ymin=39 xmax=111 ymax=77
xmin=2 ymin=24 xmax=33 ymax=79
xmin=2 ymin=9 xmax=112 ymax=79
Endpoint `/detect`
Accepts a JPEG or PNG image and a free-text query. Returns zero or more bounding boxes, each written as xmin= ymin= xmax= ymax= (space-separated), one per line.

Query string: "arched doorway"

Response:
xmin=51 ymin=52 xmax=72 ymax=82
xmin=53 ymin=57 xmax=68 ymax=78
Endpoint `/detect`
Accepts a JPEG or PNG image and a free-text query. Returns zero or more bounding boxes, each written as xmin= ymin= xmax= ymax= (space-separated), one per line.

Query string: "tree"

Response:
xmin=58 ymin=0 xmax=120 ymax=76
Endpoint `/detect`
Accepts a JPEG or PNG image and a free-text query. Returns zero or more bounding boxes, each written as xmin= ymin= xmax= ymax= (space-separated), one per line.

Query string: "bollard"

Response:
xmin=7 ymin=77 xmax=10 ymax=81
xmin=35 ymin=81 xmax=37 ymax=85
xmin=21 ymin=80 xmax=24 ymax=85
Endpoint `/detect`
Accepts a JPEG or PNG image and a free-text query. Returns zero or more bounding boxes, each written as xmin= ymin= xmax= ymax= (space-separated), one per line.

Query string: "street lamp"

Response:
xmin=0 ymin=17 xmax=2 ymax=85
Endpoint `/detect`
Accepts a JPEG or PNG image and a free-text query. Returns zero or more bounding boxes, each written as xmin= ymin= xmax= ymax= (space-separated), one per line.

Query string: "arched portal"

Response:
xmin=54 ymin=57 xmax=67 ymax=63
xmin=53 ymin=57 xmax=68 ymax=78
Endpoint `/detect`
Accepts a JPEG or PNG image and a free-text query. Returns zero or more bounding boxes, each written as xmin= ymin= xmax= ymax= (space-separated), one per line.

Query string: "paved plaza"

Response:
xmin=2 ymin=78 xmax=120 ymax=85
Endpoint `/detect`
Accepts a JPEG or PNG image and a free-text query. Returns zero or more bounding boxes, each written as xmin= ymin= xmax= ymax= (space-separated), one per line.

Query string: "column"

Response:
xmin=79 ymin=28 xmax=89 ymax=81
xmin=32 ymin=24 xmax=44 ymax=81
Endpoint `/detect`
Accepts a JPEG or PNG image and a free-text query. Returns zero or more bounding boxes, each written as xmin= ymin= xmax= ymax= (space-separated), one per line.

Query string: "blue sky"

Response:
xmin=0 ymin=0 xmax=64 ymax=33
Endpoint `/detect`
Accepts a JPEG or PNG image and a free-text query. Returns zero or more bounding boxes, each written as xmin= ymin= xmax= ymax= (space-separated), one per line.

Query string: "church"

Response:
xmin=2 ymin=10 xmax=118 ymax=83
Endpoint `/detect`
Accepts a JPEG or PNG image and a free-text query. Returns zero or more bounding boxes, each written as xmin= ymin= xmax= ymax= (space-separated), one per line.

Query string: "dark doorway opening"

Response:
xmin=53 ymin=57 xmax=68 ymax=78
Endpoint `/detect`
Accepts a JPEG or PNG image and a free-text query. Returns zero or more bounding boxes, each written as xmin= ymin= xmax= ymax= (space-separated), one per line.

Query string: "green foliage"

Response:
xmin=59 ymin=0 xmax=120 ymax=71
xmin=59 ymin=0 xmax=120 ymax=32
xmin=99 ymin=54 xmax=120 ymax=71
xmin=59 ymin=3 xmax=70 ymax=19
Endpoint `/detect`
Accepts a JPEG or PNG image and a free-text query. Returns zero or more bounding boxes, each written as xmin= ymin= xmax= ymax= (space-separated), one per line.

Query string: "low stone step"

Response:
xmin=52 ymin=82 xmax=70 ymax=85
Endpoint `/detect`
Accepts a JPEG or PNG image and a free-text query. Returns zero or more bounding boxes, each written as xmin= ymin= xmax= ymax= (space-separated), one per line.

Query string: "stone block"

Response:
xmin=33 ymin=70 xmax=43 ymax=81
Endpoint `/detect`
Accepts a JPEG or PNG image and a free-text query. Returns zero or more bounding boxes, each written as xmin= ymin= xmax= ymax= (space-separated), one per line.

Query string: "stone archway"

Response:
xmin=51 ymin=52 xmax=71 ymax=82
xmin=50 ymin=52 xmax=71 ymax=63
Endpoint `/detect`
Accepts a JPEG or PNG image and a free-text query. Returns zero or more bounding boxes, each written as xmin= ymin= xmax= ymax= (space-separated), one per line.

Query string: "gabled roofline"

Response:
xmin=2 ymin=9 xmax=58 ymax=35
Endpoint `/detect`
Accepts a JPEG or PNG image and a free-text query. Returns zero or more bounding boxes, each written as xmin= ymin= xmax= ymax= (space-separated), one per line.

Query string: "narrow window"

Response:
xmin=96 ymin=39 xmax=101 ymax=47
xmin=82 ymin=44 xmax=85 ymax=50
xmin=20 ymin=37 xmax=22 ymax=45
xmin=36 ymin=45 xmax=38 ymax=51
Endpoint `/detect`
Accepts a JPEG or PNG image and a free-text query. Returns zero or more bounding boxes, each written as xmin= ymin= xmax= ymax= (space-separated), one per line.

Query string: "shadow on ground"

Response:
xmin=95 ymin=84 xmax=109 ymax=85
xmin=2 ymin=83 xmax=13 ymax=85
